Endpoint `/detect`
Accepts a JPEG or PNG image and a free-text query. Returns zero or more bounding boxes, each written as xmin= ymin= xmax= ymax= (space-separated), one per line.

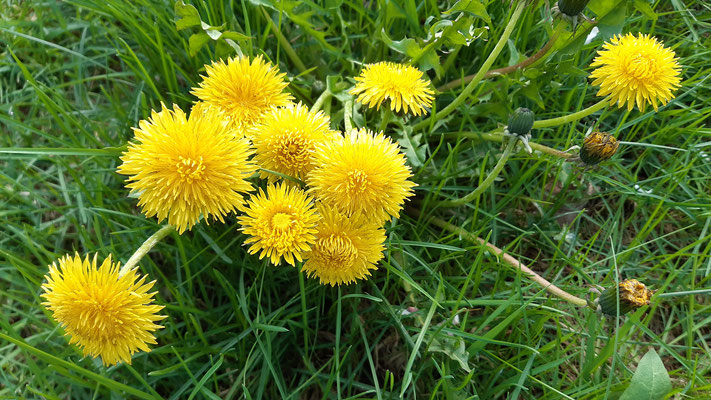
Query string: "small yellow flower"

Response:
xmin=118 ymin=103 xmax=255 ymax=234
xmin=349 ymin=62 xmax=434 ymax=116
xmin=238 ymin=183 xmax=319 ymax=266
xmin=41 ymin=253 xmax=165 ymax=366
xmin=250 ymin=103 xmax=339 ymax=182
xmin=590 ymin=33 xmax=681 ymax=112
xmin=191 ymin=55 xmax=293 ymax=129
xmin=308 ymin=128 xmax=416 ymax=223
xmin=302 ymin=204 xmax=385 ymax=286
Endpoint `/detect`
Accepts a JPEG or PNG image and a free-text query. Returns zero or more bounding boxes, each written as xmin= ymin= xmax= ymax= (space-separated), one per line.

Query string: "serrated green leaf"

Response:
xmin=443 ymin=0 xmax=490 ymax=25
xmin=619 ymin=349 xmax=672 ymax=400
xmin=189 ymin=32 xmax=211 ymax=57
xmin=634 ymin=0 xmax=657 ymax=20
xmin=429 ymin=336 xmax=472 ymax=373
xmin=397 ymin=127 xmax=426 ymax=168
xmin=175 ymin=0 xmax=201 ymax=31
xmin=380 ymin=30 xmax=443 ymax=77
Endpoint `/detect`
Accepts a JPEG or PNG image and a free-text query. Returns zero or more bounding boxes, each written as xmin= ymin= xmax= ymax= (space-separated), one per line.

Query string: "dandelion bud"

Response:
xmin=557 ymin=0 xmax=591 ymax=17
xmin=507 ymin=107 xmax=535 ymax=137
xmin=580 ymin=132 xmax=619 ymax=165
xmin=597 ymin=279 xmax=653 ymax=316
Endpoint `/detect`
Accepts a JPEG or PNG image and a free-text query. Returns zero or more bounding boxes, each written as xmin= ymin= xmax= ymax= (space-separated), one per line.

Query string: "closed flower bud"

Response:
xmin=557 ymin=0 xmax=591 ymax=17
xmin=507 ymin=107 xmax=535 ymax=137
xmin=597 ymin=279 xmax=653 ymax=316
xmin=580 ymin=132 xmax=619 ymax=165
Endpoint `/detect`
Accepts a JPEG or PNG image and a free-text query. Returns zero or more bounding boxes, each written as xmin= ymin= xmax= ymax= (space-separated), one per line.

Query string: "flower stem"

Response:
xmin=311 ymin=89 xmax=331 ymax=113
xmin=533 ymin=98 xmax=609 ymax=129
xmin=260 ymin=7 xmax=307 ymax=74
xmin=413 ymin=2 xmax=526 ymax=132
xmin=344 ymin=98 xmax=354 ymax=132
xmin=410 ymin=210 xmax=588 ymax=307
xmin=440 ymin=138 xmax=517 ymax=207
xmin=119 ymin=224 xmax=176 ymax=276
xmin=438 ymin=132 xmax=575 ymax=159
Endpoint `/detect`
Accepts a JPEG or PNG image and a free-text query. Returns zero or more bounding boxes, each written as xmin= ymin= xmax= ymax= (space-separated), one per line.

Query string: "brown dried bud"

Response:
xmin=580 ymin=132 xmax=619 ymax=165
xmin=598 ymin=279 xmax=653 ymax=316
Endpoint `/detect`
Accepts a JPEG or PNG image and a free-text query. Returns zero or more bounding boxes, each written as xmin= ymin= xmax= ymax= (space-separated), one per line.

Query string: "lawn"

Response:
xmin=1 ymin=0 xmax=710 ymax=399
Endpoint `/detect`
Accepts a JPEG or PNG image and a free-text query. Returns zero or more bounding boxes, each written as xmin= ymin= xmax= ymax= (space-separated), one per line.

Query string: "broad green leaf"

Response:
xmin=189 ymin=32 xmax=211 ymax=57
xmin=397 ymin=127 xmax=427 ymax=168
xmin=619 ymin=349 xmax=672 ymax=400
xmin=175 ymin=1 xmax=201 ymax=31
xmin=380 ymin=30 xmax=443 ymax=77
xmin=443 ymin=0 xmax=491 ymax=25
xmin=634 ymin=0 xmax=657 ymax=20
xmin=429 ymin=336 xmax=472 ymax=372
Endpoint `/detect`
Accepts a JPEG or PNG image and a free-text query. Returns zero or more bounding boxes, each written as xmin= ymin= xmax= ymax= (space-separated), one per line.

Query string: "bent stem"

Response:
xmin=441 ymin=139 xmax=517 ymax=207
xmin=119 ymin=224 xmax=176 ymax=276
xmin=533 ymin=98 xmax=609 ymax=129
xmin=439 ymin=132 xmax=575 ymax=159
xmin=311 ymin=89 xmax=331 ymax=113
xmin=412 ymin=211 xmax=588 ymax=307
xmin=413 ymin=2 xmax=526 ymax=131
xmin=344 ymin=98 xmax=354 ymax=132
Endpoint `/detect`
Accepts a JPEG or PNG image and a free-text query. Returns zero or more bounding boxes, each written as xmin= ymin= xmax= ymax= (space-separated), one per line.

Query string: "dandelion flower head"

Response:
xmin=191 ymin=55 xmax=293 ymax=129
xmin=118 ymin=103 xmax=255 ymax=234
xmin=302 ymin=204 xmax=386 ymax=286
xmin=349 ymin=62 xmax=434 ymax=116
xmin=250 ymin=103 xmax=339 ymax=182
xmin=590 ymin=33 xmax=681 ymax=112
xmin=41 ymin=253 xmax=165 ymax=366
xmin=308 ymin=128 xmax=416 ymax=223
xmin=238 ymin=183 xmax=319 ymax=266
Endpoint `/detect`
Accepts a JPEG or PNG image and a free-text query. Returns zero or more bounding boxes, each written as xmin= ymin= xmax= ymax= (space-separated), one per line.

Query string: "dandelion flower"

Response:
xmin=191 ymin=55 xmax=293 ymax=129
xmin=350 ymin=62 xmax=434 ymax=116
xmin=590 ymin=33 xmax=681 ymax=112
xmin=41 ymin=253 xmax=165 ymax=366
xmin=250 ymin=103 xmax=339 ymax=182
xmin=302 ymin=204 xmax=385 ymax=286
xmin=238 ymin=183 xmax=319 ymax=266
xmin=308 ymin=129 xmax=416 ymax=222
xmin=118 ymin=103 xmax=255 ymax=234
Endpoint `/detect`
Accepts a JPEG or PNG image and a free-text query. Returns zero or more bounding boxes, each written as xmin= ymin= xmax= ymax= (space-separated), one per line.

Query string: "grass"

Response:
xmin=1 ymin=0 xmax=711 ymax=398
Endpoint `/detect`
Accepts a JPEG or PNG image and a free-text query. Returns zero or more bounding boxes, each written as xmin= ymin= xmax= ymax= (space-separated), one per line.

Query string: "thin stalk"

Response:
xmin=379 ymin=108 xmax=393 ymax=132
xmin=440 ymin=139 xmax=517 ymax=207
xmin=411 ymin=210 xmax=588 ymax=307
xmin=260 ymin=7 xmax=307 ymax=74
xmin=413 ymin=2 xmax=526 ymax=131
xmin=439 ymin=132 xmax=574 ymax=159
xmin=344 ymin=98 xmax=353 ymax=132
xmin=533 ymin=98 xmax=609 ymax=129
xmin=311 ymin=89 xmax=331 ymax=112
xmin=119 ymin=224 xmax=176 ymax=276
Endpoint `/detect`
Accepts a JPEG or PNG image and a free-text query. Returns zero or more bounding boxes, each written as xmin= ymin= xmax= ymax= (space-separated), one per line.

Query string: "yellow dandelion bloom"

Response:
xmin=250 ymin=103 xmax=339 ymax=182
xmin=590 ymin=33 xmax=681 ymax=112
xmin=118 ymin=103 xmax=255 ymax=234
xmin=349 ymin=62 xmax=434 ymax=116
xmin=41 ymin=253 xmax=165 ymax=366
xmin=191 ymin=55 xmax=293 ymax=129
xmin=238 ymin=183 xmax=319 ymax=266
xmin=302 ymin=204 xmax=385 ymax=286
xmin=308 ymin=128 xmax=416 ymax=222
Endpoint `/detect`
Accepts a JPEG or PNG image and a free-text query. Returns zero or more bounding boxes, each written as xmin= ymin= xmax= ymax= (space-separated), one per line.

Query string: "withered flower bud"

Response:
xmin=580 ymin=132 xmax=619 ymax=165
xmin=597 ymin=279 xmax=653 ymax=316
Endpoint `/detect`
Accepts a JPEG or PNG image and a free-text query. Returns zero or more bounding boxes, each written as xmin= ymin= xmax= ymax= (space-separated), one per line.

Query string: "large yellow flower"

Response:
xmin=41 ymin=253 xmax=165 ymax=366
xmin=590 ymin=33 xmax=681 ymax=112
xmin=349 ymin=62 xmax=434 ymax=116
xmin=250 ymin=103 xmax=339 ymax=182
xmin=191 ymin=55 xmax=293 ymax=129
xmin=238 ymin=183 xmax=319 ymax=266
xmin=118 ymin=103 xmax=255 ymax=234
xmin=302 ymin=205 xmax=385 ymax=286
xmin=308 ymin=129 xmax=416 ymax=223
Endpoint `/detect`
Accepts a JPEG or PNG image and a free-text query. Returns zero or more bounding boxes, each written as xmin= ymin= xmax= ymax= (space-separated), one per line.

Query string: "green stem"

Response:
xmin=344 ymin=98 xmax=353 ymax=132
xmin=410 ymin=210 xmax=588 ymax=307
xmin=440 ymin=139 xmax=517 ymax=207
xmin=311 ymin=89 xmax=331 ymax=113
xmin=260 ymin=7 xmax=307 ymax=74
xmin=379 ymin=108 xmax=393 ymax=132
xmin=413 ymin=2 xmax=526 ymax=131
xmin=533 ymin=98 xmax=609 ymax=129
xmin=439 ymin=132 xmax=574 ymax=159
xmin=119 ymin=224 xmax=176 ymax=276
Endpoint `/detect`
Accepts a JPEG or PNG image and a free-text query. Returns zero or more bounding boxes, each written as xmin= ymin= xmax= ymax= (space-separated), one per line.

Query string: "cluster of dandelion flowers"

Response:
xmin=238 ymin=183 xmax=319 ymax=266
xmin=191 ymin=55 xmax=293 ymax=130
xmin=350 ymin=62 xmax=434 ymax=116
xmin=302 ymin=205 xmax=386 ymax=286
xmin=308 ymin=129 xmax=416 ymax=223
xmin=590 ymin=33 xmax=681 ymax=112
xmin=118 ymin=103 xmax=255 ymax=234
xmin=41 ymin=253 xmax=165 ymax=366
xmin=251 ymin=103 xmax=339 ymax=182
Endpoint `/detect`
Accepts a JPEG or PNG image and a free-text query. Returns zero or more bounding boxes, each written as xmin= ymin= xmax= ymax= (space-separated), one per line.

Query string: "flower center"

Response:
xmin=627 ymin=53 xmax=658 ymax=81
xmin=275 ymin=135 xmax=309 ymax=170
xmin=271 ymin=212 xmax=293 ymax=230
xmin=317 ymin=234 xmax=358 ymax=269
xmin=346 ymin=169 xmax=370 ymax=194
xmin=176 ymin=156 xmax=205 ymax=183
